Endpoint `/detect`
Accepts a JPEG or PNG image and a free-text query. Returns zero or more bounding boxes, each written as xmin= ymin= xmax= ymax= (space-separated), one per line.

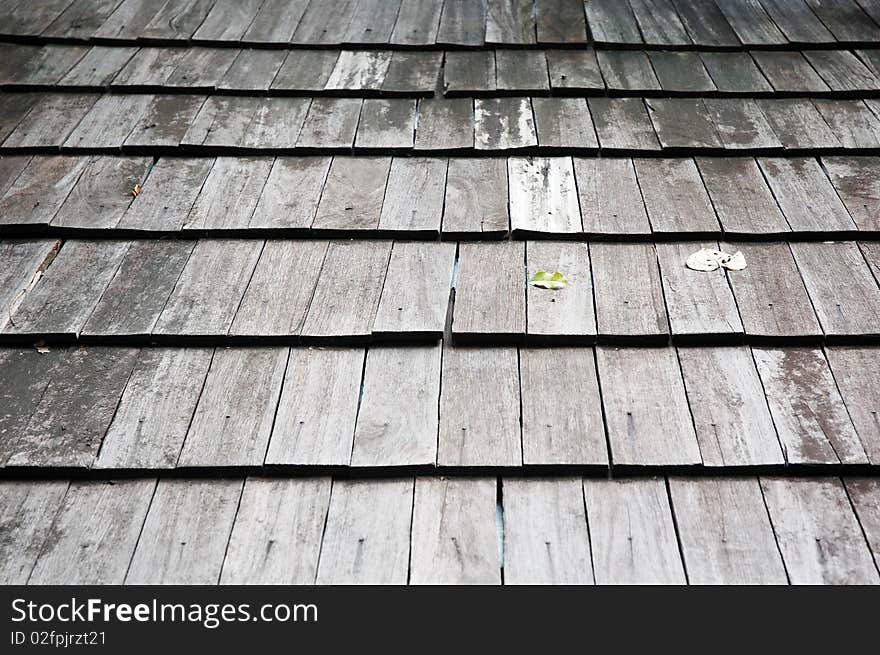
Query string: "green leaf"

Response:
xmin=529 ymin=270 xmax=570 ymax=290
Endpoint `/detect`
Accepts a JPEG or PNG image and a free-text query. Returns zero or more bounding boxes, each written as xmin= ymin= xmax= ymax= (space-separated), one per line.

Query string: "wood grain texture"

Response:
xmin=503 ymin=477 xmax=593 ymax=584
xmin=0 ymin=480 xmax=67 ymax=584
xmin=823 ymin=156 xmax=880 ymax=231
xmin=184 ymin=157 xmax=273 ymax=230
xmin=646 ymin=98 xmax=722 ymax=150
xmin=583 ymin=478 xmax=686 ymax=584
xmin=438 ymin=347 xmax=521 ymax=466
xmin=296 ymin=98 xmax=362 ymax=149
xmin=0 ymin=156 xmax=89 ymax=227
xmin=634 ymin=158 xmax=719 ymax=234
xmin=703 ymin=98 xmax=782 ymax=150
xmin=378 ymin=157 xmax=446 ymax=234
xmin=118 ymin=157 xmax=213 ymax=232
xmin=355 ymin=99 xmax=416 ymax=150
xmin=597 ymin=347 xmax=702 ymax=466
xmin=575 ymin=158 xmax=651 ymax=235
xmin=824 ymin=347 xmax=880 ymax=464
xmin=316 ymin=478 xmax=414 ymax=584
xmin=845 ymin=478 xmax=880 ymax=566
xmin=442 ymin=158 xmax=508 ymax=236
xmin=508 ymin=157 xmax=581 ymax=235
xmin=410 ymin=477 xmax=500 ymax=584
xmin=312 ymin=157 xmax=391 ymax=232
xmin=526 ymin=241 xmax=595 ymax=339
xmin=414 ymin=98 xmax=474 ymax=151
xmin=249 ymin=157 xmax=330 ymax=230
xmin=474 ymin=98 xmax=537 ymax=151
xmin=0 ymin=239 xmax=60 ymax=330
xmin=589 ymin=98 xmax=661 ymax=152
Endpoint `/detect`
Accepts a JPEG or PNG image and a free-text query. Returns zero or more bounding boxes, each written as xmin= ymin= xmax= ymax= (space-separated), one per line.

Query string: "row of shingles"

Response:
xmin=0 ymin=44 xmax=441 ymax=96
xmin=10 ymin=91 xmax=880 ymax=154
xmin=1 ymin=339 xmax=879 ymax=470
xmin=10 ymin=43 xmax=880 ymax=97
xmin=9 ymin=0 xmax=880 ymax=49
xmin=1 ymin=474 xmax=878 ymax=585
xmin=3 ymin=153 xmax=880 ymax=238
xmin=445 ymin=47 xmax=880 ymax=96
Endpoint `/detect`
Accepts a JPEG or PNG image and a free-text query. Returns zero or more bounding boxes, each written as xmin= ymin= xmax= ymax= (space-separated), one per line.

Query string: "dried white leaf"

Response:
xmin=721 ymin=251 xmax=747 ymax=271
xmin=686 ymin=248 xmax=722 ymax=271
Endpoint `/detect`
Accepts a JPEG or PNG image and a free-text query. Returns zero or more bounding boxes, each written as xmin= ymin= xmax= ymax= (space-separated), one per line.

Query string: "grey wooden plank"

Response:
xmin=83 ymin=240 xmax=195 ymax=338
xmin=536 ymin=0 xmax=588 ymax=43
xmin=845 ymin=478 xmax=880 ymax=566
xmin=444 ymin=51 xmax=495 ymax=94
xmin=325 ymin=50 xmax=392 ymax=91
xmin=0 ymin=45 xmax=86 ymax=85
xmin=814 ymin=99 xmax=880 ymax=149
xmin=509 ymin=157 xmax=581 ymax=235
xmin=495 ymin=50 xmax=549 ymax=92
xmin=575 ymin=157 xmax=651 ymax=235
xmin=43 ymin=0 xmax=125 ymax=38
xmin=110 ymin=47 xmax=186 ymax=86
xmin=312 ymin=157 xmax=391 ymax=231
xmin=714 ymin=0 xmax=786 ymax=45
xmin=192 ymin=0 xmax=262 ymax=41
xmin=59 ymin=46 xmax=138 ymax=87
xmin=442 ymin=157 xmax=507 ymax=236
xmin=153 ymin=239 xmax=263 ymax=337
xmin=95 ymin=347 xmax=212 ymax=469
xmin=0 ymin=349 xmax=58 ymax=465
xmin=29 ymin=479 xmax=154 ymax=585
xmin=453 ymin=241 xmax=525 ymax=340
xmin=703 ymin=98 xmax=783 ymax=150
xmin=760 ymin=0 xmax=834 ymax=43
xmin=249 ymin=157 xmax=330 ymax=230
xmin=670 ymin=0 xmax=739 ymax=46
xmin=267 ymin=347 xmax=364 ymax=465
xmin=123 ymin=94 xmax=206 ymax=149
xmin=791 ymin=241 xmax=880 ymax=336
xmin=520 ymin=347 xmax=606 ymax=465
xmin=656 ymin=241 xmax=743 ymax=339
xmin=242 ymin=0 xmax=310 ymax=43
xmin=139 ymin=0 xmax=215 ymax=41
xmin=700 ymin=52 xmax=772 ymax=93
xmin=751 ymin=52 xmax=829 ymax=92
xmin=805 ymin=50 xmax=880 ymax=92
xmin=649 ymin=51 xmax=715 ymax=92
xmin=63 ymin=94 xmax=153 ymax=150
xmin=804 ymin=0 xmax=880 ymax=42
xmin=410 ymin=477 xmax=500 ymax=584
xmin=758 ymin=158 xmax=856 ymax=232
xmin=486 ymin=0 xmax=534 ymax=43
xmin=373 ymin=241 xmax=456 ymax=337
xmin=634 ymin=158 xmax=719 ymax=233
xmin=300 ymin=240 xmax=391 ymax=339
xmin=92 ymin=0 xmax=166 ymax=39
xmin=546 ymin=49 xmax=603 ymax=91
xmin=237 ymin=92 xmax=311 ymax=148
xmin=270 ymin=50 xmax=339 ymax=92
xmin=230 ymin=240 xmax=328 ymax=337
xmin=525 ymin=241 xmax=595 ymax=339
xmin=126 ymin=479 xmax=243 ymax=585
xmin=583 ymin=0 xmax=642 ymax=43
xmin=390 ymin=0 xmax=443 ymax=45
xmin=823 ymin=156 xmax=880 ymax=231
xmin=355 ymin=99 xmax=416 ymax=150
xmin=377 ymin=157 xmax=446 ymax=234
xmin=474 ymin=98 xmax=537 ymax=151
xmin=178 ymin=347 xmax=288 ymax=467
xmin=295 ymin=98 xmax=362 ymax=149
xmin=503 ymin=478 xmax=593 ymax=584
xmin=757 ymin=99 xmax=840 ymax=150
xmin=669 ymin=477 xmax=787 ymax=584
xmin=3 ymin=94 xmax=99 ymax=149
xmin=52 ymin=156 xmax=152 ymax=229
xmin=722 ymin=242 xmax=821 ymax=338
xmin=0 ymin=95 xmax=40 ymax=146
xmin=826 ymin=346 xmax=880 ymax=464
xmin=0 ymin=480 xmax=67 ymax=584
xmin=6 ymin=346 xmax=139 ymax=468
xmin=414 ymin=98 xmax=474 ymax=151
xmin=597 ymin=50 xmax=660 ymax=91
xmin=588 ymin=98 xmax=661 ymax=152
xmin=183 ymin=157 xmax=273 ymax=230
xmin=438 ymin=347 xmax=521 ymax=466
xmin=0 ymin=240 xmax=60 ymax=331
xmin=5 ymin=240 xmax=129 ymax=338
xmin=753 ymin=348 xmax=868 ymax=465
xmin=220 ymin=477 xmax=331 ymax=585
xmin=761 ymin=477 xmax=879 ymax=584
xmin=532 ymin=98 xmax=598 ymax=151
xmin=591 ymin=243 xmax=668 ymax=340
xmin=0 ymin=155 xmax=31 ymax=199
xmin=351 ymin=345 xmax=441 ymax=467
xmin=696 ymin=157 xmax=790 ymax=235
xmin=218 ymin=49 xmax=287 ymax=91
xmin=629 ymin=0 xmax=690 ymax=45
xmin=0 ymin=156 xmax=88 ymax=227
xmin=316 ymin=478 xmax=414 ymax=584
xmin=647 ymin=98 xmax=723 ymax=150
xmin=678 ymin=347 xmax=784 ymax=466
xmin=343 ymin=0 xmax=401 ymax=44
xmin=180 ymin=96 xmax=260 ymax=148
xmin=292 ymin=0 xmax=358 ymax=44
xmin=596 ymin=347 xmax=702 ymax=466
xmin=381 ymin=51 xmax=441 ymax=94
xmin=583 ymin=478 xmax=687 ymax=584
xmin=118 ymin=157 xmax=213 ymax=231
